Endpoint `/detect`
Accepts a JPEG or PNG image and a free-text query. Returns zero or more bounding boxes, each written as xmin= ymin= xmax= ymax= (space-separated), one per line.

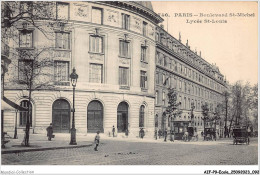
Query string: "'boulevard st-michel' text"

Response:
xmin=174 ymin=12 xmax=255 ymax=17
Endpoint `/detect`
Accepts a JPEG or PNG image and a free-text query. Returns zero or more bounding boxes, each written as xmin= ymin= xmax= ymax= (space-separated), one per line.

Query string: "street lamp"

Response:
xmin=190 ymin=102 xmax=195 ymax=127
xmin=69 ymin=67 xmax=78 ymax=145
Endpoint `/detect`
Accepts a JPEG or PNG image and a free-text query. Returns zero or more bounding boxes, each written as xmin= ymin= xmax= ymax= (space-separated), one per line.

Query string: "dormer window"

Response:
xmin=92 ymin=7 xmax=103 ymax=24
xmin=122 ymin=13 xmax=130 ymax=30
xmin=143 ymin=21 xmax=147 ymax=36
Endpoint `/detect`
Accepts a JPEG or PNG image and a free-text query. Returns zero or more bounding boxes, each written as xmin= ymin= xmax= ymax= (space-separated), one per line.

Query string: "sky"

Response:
xmin=152 ymin=1 xmax=258 ymax=85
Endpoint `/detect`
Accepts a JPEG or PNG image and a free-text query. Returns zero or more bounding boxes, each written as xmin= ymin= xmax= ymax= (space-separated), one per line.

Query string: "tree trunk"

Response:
xmin=224 ymin=99 xmax=228 ymax=138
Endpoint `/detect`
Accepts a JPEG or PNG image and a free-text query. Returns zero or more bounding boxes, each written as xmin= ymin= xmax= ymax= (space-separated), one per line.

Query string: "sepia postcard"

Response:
xmin=1 ymin=0 xmax=258 ymax=174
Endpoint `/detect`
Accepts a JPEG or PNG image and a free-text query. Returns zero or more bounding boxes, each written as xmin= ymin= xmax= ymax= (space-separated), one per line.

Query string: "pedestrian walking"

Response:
xmin=170 ymin=130 xmax=174 ymax=142
xmin=94 ymin=131 xmax=100 ymax=151
xmin=158 ymin=129 xmax=162 ymax=139
xmin=154 ymin=129 xmax=158 ymax=140
xmin=46 ymin=123 xmax=54 ymax=141
xmin=140 ymin=128 xmax=145 ymax=139
xmin=164 ymin=129 xmax=167 ymax=142
xmin=125 ymin=128 xmax=129 ymax=137
xmin=112 ymin=125 xmax=115 ymax=137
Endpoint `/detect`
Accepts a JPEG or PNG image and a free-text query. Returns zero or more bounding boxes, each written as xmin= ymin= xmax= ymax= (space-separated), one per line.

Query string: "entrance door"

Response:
xmin=87 ymin=100 xmax=103 ymax=133
xmin=52 ymin=99 xmax=70 ymax=133
xmin=117 ymin=102 xmax=128 ymax=133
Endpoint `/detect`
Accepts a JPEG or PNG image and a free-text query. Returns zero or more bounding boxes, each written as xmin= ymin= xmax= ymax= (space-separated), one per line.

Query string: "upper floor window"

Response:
xmin=141 ymin=46 xmax=147 ymax=62
xmin=89 ymin=35 xmax=103 ymax=53
xmin=18 ymin=60 xmax=33 ymax=83
xmin=119 ymin=40 xmax=130 ymax=58
xmin=119 ymin=67 xmax=129 ymax=86
xmin=122 ymin=13 xmax=130 ymax=30
xmin=164 ymin=57 xmax=168 ymax=67
xmin=155 ymin=73 xmax=159 ymax=84
xmin=179 ymin=80 xmax=182 ymax=90
xmin=162 ymin=91 xmax=166 ymax=105
xmin=155 ymin=91 xmax=158 ymax=105
xmin=143 ymin=21 xmax=147 ymax=36
xmin=140 ymin=71 xmax=148 ymax=89
xmin=57 ymin=2 xmax=69 ymax=20
xmin=155 ymin=33 xmax=159 ymax=41
xmin=92 ymin=7 xmax=103 ymax=24
xmin=162 ymin=74 xmax=165 ymax=85
xmin=55 ymin=32 xmax=70 ymax=50
xmin=89 ymin=64 xmax=103 ymax=83
xmin=19 ymin=30 xmax=33 ymax=48
xmin=174 ymin=61 xmax=177 ymax=71
xmin=54 ymin=61 xmax=69 ymax=82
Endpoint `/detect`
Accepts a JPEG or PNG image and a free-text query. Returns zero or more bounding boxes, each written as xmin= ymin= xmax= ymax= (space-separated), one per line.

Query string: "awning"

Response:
xmin=2 ymin=96 xmax=27 ymax=111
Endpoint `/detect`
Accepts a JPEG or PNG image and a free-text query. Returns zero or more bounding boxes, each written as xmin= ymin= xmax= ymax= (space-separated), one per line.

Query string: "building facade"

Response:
xmin=2 ymin=1 xmax=227 ymax=139
xmin=3 ymin=1 xmax=163 ymax=137
xmin=154 ymin=26 xmax=227 ymax=139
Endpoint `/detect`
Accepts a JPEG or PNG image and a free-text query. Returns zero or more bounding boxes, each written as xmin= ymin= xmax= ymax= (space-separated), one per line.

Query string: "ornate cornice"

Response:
xmin=96 ymin=1 xmax=164 ymax=24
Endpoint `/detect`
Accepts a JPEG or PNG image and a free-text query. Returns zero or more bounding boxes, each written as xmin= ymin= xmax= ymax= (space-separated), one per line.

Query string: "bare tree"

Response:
xmin=165 ymin=88 xmax=182 ymax=132
xmin=250 ymin=84 xmax=258 ymax=131
xmin=222 ymin=91 xmax=230 ymax=137
xmin=1 ymin=1 xmax=65 ymax=146
xmin=201 ymin=102 xmax=210 ymax=140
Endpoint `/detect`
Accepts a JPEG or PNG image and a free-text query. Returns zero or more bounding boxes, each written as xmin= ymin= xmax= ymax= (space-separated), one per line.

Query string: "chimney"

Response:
xmin=179 ymin=32 xmax=181 ymax=42
xmin=200 ymin=51 xmax=201 ymax=57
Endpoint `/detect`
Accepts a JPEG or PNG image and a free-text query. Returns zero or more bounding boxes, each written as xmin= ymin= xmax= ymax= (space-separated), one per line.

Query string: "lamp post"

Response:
xmin=14 ymin=110 xmax=18 ymax=139
xmin=190 ymin=102 xmax=195 ymax=127
xmin=69 ymin=68 xmax=78 ymax=145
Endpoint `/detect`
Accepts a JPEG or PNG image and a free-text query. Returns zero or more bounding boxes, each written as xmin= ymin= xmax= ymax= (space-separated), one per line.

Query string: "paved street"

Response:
xmin=1 ymin=137 xmax=258 ymax=165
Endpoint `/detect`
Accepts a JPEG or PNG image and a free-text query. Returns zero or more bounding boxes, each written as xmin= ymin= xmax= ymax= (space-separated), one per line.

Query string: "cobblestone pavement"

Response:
xmin=1 ymin=138 xmax=258 ymax=165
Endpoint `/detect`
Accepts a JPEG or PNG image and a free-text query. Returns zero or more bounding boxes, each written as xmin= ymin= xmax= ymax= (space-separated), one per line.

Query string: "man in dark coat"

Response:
xmin=170 ymin=130 xmax=174 ymax=142
xmin=112 ymin=125 xmax=115 ymax=137
xmin=94 ymin=131 xmax=100 ymax=151
xmin=164 ymin=129 xmax=168 ymax=142
xmin=46 ymin=123 xmax=53 ymax=141
xmin=158 ymin=129 xmax=162 ymax=139
xmin=125 ymin=128 xmax=129 ymax=137
xmin=140 ymin=128 xmax=145 ymax=139
xmin=154 ymin=129 xmax=158 ymax=140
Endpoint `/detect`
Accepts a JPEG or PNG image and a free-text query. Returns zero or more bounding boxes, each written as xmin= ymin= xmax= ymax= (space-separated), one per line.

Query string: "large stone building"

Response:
xmin=154 ymin=26 xmax=228 ymax=139
xmin=2 ymin=1 xmax=163 ymax=137
xmin=2 ymin=1 xmax=227 ymax=139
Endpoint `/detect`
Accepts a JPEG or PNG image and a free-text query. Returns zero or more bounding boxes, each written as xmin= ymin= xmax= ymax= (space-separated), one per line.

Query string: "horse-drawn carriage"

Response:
xmin=233 ymin=127 xmax=249 ymax=145
xmin=204 ymin=128 xmax=216 ymax=141
xmin=182 ymin=127 xmax=198 ymax=141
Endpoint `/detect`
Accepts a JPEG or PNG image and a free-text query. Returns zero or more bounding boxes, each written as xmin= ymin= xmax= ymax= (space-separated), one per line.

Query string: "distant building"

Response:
xmin=154 ymin=26 xmax=228 ymax=139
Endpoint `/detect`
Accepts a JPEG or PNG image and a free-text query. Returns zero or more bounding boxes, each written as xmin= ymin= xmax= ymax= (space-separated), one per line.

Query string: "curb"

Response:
xmin=1 ymin=143 xmax=93 ymax=154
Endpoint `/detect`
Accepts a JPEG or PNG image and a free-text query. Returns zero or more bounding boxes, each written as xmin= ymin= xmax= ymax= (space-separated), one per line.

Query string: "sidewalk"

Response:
xmin=1 ymin=133 xmax=93 ymax=154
